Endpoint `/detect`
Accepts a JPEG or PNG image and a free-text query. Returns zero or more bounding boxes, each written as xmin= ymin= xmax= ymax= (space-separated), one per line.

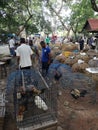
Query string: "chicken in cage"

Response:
xmin=6 ymin=69 xmax=58 ymax=129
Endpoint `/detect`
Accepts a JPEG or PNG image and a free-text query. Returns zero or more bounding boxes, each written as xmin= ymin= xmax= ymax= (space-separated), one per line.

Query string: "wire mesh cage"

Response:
xmin=59 ymin=72 xmax=96 ymax=91
xmin=0 ymin=91 xmax=5 ymax=117
xmin=6 ymin=69 xmax=58 ymax=129
xmin=0 ymin=90 xmax=5 ymax=130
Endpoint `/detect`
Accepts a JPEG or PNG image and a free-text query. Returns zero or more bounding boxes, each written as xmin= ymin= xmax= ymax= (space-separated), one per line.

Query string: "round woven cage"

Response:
xmin=76 ymin=53 xmax=90 ymax=63
xmin=61 ymin=43 xmax=77 ymax=51
xmin=65 ymin=56 xmax=78 ymax=66
xmin=55 ymin=54 xmax=66 ymax=63
xmin=88 ymin=59 xmax=98 ymax=67
xmin=85 ymin=70 xmax=98 ymax=83
xmin=68 ymin=52 xmax=80 ymax=59
xmin=87 ymin=50 xmax=98 ymax=58
xmin=72 ymin=62 xmax=89 ymax=73
xmin=62 ymin=51 xmax=72 ymax=58
xmin=48 ymin=43 xmax=54 ymax=48
xmin=51 ymin=47 xmax=62 ymax=58
xmin=53 ymin=43 xmax=61 ymax=48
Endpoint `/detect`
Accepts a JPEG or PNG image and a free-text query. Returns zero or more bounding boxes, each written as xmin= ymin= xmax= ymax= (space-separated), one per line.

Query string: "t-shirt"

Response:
xmin=45 ymin=37 xmax=50 ymax=44
xmin=9 ymin=39 xmax=15 ymax=48
xmin=16 ymin=44 xmax=33 ymax=68
xmin=41 ymin=47 xmax=50 ymax=62
xmin=79 ymin=39 xmax=84 ymax=45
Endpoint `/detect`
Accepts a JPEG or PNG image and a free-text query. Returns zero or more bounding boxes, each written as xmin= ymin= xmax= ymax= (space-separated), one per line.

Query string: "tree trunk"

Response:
xmin=17 ymin=15 xmax=33 ymax=36
xmin=91 ymin=0 xmax=98 ymax=12
xmin=49 ymin=4 xmax=69 ymax=31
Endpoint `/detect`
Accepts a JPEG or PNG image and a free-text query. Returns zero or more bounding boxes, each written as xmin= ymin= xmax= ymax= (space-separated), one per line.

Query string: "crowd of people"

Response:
xmin=8 ymin=35 xmax=52 ymax=77
xmin=77 ymin=35 xmax=97 ymax=52
xmin=7 ymin=34 xmax=98 ymax=77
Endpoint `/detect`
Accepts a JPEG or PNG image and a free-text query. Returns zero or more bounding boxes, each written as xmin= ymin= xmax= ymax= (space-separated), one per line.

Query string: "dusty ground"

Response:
xmin=0 ymin=52 xmax=98 ymax=130
xmin=57 ymin=86 xmax=98 ymax=130
xmin=2 ymin=76 xmax=98 ymax=130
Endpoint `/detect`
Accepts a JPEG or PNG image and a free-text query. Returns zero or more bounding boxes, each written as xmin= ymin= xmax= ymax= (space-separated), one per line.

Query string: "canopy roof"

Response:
xmin=82 ymin=19 xmax=98 ymax=33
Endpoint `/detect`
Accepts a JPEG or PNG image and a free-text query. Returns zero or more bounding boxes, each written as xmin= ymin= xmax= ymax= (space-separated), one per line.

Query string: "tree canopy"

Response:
xmin=0 ymin=0 xmax=98 ymax=39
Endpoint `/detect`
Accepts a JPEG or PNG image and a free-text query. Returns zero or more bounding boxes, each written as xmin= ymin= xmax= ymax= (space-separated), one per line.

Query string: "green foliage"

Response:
xmin=69 ymin=0 xmax=95 ymax=37
xmin=26 ymin=24 xmax=39 ymax=35
xmin=0 ymin=0 xmax=97 ymax=39
xmin=0 ymin=0 xmax=52 ymax=36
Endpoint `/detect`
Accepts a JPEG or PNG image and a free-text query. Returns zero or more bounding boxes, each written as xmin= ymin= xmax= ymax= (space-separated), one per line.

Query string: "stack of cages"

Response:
xmin=0 ymin=90 xmax=5 ymax=130
xmin=7 ymin=69 xmax=58 ymax=129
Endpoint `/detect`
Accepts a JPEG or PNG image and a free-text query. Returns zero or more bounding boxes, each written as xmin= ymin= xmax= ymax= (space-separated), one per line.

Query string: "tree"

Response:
xmin=0 ymin=0 xmax=52 ymax=37
xmin=44 ymin=0 xmax=72 ymax=38
xmin=91 ymin=0 xmax=98 ymax=12
xmin=68 ymin=0 xmax=95 ymax=39
xmin=0 ymin=0 xmax=97 ymax=40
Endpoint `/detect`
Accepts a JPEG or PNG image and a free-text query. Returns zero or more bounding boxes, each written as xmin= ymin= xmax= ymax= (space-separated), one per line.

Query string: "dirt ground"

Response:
xmin=2 ymin=80 xmax=98 ymax=130
xmin=57 ymin=86 xmax=98 ymax=130
xmin=1 ymin=58 xmax=98 ymax=130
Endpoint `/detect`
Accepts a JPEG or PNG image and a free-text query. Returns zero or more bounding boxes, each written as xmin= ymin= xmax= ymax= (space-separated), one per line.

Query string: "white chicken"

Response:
xmin=34 ymin=96 xmax=48 ymax=111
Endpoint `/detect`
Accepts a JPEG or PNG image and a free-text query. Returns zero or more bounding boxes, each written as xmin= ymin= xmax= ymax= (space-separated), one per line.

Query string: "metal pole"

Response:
xmin=37 ymin=70 xmax=49 ymax=89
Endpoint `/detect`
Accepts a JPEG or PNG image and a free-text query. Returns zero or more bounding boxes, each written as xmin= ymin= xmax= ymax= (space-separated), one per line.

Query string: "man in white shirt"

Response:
xmin=16 ymin=38 xmax=33 ymax=69
xmin=8 ymin=36 xmax=15 ymax=56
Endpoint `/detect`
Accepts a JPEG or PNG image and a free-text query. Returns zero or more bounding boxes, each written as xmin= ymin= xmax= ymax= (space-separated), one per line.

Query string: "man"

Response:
xmin=45 ymin=35 xmax=50 ymax=46
xmin=51 ymin=35 xmax=57 ymax=44
xmin=16 ymin=38 xmax=33 ymax=69
xmin=8 ymin=36 xmax=15 ymax=56
xmin=79 ymin=37 xmax=84 ymax=52
xmin=40 ymin=41 xmax=51 ymax=76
